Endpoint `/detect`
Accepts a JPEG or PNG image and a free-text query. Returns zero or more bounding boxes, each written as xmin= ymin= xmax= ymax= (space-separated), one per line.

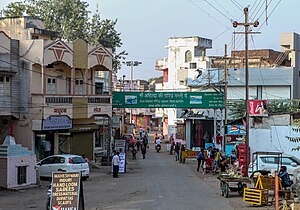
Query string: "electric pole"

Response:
xmin=124 ymin=61 xmax=142 ymax=124
xmin=223 ymin=44 xmax=228 ymax=152
xmin=232 ymin=7 xmax=260 ymax=175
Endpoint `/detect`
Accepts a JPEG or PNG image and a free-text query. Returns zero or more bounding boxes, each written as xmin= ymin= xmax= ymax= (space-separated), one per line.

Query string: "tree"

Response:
xmin=286 ymin=119 xmax=300 ymax=151
xmin=2 ymin=0 xmax=125 ymax=72
xmin=88 ymin=9 xmax=127 ymax=73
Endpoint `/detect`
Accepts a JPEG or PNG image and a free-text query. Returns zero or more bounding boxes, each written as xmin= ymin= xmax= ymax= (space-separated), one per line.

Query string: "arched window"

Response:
xmin=185 ymin=50 xmax=192 ymax=63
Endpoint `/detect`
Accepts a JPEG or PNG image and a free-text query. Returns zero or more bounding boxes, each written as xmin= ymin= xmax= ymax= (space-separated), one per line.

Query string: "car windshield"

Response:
xmin=286 ymin=157 xmax=300 ymax=165
xmin=71 ymin=156 xmax=86 ymax=164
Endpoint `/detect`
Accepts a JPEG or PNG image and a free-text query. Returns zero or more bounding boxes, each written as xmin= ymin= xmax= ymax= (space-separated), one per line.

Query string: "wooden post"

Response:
xmin=275 ymin=171 xmax=279 ymax=210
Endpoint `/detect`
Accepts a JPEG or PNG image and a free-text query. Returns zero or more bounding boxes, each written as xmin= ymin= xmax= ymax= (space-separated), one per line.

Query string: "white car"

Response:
xmin=36 ymin=154 xmax=90 ymax=180
xmin=248 ymin=154 xmax=300 ymax=177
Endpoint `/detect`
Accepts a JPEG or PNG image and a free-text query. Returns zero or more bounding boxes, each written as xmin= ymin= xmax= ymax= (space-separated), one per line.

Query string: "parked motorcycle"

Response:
xmin=156 ymin=144 xmax=161 ymax=152
xmin=46 ymin=184 xmax=52 ymax=210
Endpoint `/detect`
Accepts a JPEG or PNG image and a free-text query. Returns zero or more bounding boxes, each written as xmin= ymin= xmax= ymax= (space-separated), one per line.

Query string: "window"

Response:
xmin=41 ymin=157 xmax=55 ymax=165
xmin=54 ymin=157 xmax=65 ymax=164
xmin=46 ymin=77 xmax=56 ymax=94
xmin=185 ymin=50 xmax=192 ymax=63
xmin=75 ymin=79 xmax=84 ymax=94
xmin=0 ymin=76 xmax=11 ymax=96
xmin=66 ymin=78 xmax=71 ymax=94
xmin=95 ymin=82 xmax=103 ymax=95
xmin=190 ymin=63 xmax=197 ymax=69
xmin=261 ymin=157 xmax=276 ymax=164
xmin=97 ymin=71 xmax=105 ymax=78
xmin=17 ymin=166 xmax=27 ymax=185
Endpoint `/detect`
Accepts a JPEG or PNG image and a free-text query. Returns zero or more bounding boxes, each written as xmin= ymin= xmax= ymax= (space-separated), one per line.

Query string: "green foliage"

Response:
xmin=148 ymin=76 xmax=163 ymax=84
xmin=286 ymin=120 xmax=300 ymax=151
xmin=2 ymin=0 xmax=126 ymax=72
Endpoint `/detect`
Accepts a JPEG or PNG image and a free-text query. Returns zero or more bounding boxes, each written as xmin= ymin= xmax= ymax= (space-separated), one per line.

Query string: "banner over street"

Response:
xmin=112 ymin=92 xmax=224 ymax=108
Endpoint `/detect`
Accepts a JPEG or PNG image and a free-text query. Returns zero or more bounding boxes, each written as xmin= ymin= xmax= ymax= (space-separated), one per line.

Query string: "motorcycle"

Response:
xmin=155 ymin=144 xmax=161 ymax=152
xmin=46 ymin=183 xmax=52 ymax=210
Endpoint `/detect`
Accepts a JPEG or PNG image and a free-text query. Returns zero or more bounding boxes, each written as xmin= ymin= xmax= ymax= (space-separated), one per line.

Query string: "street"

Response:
xmin=0 ymin=143 xmax=236 ymax=210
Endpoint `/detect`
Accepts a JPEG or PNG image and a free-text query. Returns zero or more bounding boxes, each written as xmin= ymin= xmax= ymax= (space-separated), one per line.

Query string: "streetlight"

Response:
xmin=123 ymin=61 xmax=142 ymax=124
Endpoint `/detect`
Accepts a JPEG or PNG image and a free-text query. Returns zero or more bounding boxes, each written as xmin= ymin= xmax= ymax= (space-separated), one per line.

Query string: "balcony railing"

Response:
xmin=45 ymin=96 xmax=111 ymax=104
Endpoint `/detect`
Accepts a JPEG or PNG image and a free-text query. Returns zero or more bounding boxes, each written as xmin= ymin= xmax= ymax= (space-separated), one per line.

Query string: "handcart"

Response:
xmin=218 ymin=175 xmax=251 ymax=198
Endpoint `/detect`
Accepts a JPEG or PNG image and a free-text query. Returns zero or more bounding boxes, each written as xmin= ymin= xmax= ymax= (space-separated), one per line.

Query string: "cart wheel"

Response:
xmin=237 ymin=182 xmax=246 ymax=196
xmin=224 ymin=183 xmax=229 ymax=198
xmin=220 ymin=181 xmax=224 ymax=196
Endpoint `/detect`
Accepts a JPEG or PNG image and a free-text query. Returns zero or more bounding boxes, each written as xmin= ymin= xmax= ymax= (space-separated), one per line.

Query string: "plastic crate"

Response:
xmin=243 ymin=188 xmax=268 ymax=206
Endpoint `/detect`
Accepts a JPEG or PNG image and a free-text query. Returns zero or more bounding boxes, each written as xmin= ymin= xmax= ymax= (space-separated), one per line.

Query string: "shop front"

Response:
xmin=70 ymin=124 xmax=99 ymax=160
xmin=34 ymin=115 xmax=73 ymax=160
xmin=186 ymin=118 xmax=214 ymax=149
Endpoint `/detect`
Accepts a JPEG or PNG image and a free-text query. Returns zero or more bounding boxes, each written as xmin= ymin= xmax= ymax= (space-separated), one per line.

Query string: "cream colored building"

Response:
xmin=0 ymin=17 xmax=113 ymax=160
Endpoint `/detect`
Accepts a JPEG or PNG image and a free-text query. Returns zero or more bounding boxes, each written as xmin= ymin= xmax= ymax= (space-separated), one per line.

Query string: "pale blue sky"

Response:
xmin=1 ymin=0 xmax=300 ymax=80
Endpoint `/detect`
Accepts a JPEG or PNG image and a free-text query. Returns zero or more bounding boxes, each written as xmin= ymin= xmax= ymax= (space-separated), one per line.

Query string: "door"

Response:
xmin=39 ymin=156 xmax=55 ymax=177
xmin=56 ymin=134 xmax=71 ymax=154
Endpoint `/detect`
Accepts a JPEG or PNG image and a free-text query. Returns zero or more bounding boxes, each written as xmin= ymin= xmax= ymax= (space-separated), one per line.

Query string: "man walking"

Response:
xmin=174 ymin=142 xmax=180 ymax=161
xmin=112 ymin=151 xmax=120 ymax=178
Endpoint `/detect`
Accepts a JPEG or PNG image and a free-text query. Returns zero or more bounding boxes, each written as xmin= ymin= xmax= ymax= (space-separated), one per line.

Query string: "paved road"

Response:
xmin=98 ymin=143 xmax=234 ymax=210
xmin=0 ymin=143 xmax=235 ymax=210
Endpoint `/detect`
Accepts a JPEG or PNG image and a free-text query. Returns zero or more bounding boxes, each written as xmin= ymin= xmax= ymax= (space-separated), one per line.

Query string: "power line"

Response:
xmin=187 ymin=0 xmax=233 ymax=31
xmin=203 ymin=0 xmax=232 ymax=21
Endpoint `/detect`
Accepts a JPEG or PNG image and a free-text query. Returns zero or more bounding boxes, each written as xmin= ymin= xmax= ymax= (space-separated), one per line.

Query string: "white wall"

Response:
xmin=250 ymin=126 xmax=300 ymax=160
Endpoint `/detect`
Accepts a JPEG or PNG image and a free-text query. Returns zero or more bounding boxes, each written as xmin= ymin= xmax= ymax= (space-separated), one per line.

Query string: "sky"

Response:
xmin=1 ymin=0 xmax=300 ymax=81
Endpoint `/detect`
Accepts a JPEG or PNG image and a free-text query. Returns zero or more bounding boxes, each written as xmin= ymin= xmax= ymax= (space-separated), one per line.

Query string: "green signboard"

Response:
xmin=112 ymin=92 xmax=224 ymax=108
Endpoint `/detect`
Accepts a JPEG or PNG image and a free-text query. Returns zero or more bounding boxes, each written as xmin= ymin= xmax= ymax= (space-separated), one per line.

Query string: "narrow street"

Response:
xmin=94 ymin=143 xmax=234 ymax=210
xmin=0 ymin=142 xmax=235 ymax=210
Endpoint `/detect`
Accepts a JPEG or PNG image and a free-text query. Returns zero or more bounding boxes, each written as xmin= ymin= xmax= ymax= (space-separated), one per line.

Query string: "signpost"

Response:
xmin=118 ymin=152 xmax=126 ymax=173
xmin=113 ymin=92 xmax=224 ymax=108
xmin=114 ymin=139 xmax=126 ymax=152
xmin=50 ymin=172 xmax=84 ymax=210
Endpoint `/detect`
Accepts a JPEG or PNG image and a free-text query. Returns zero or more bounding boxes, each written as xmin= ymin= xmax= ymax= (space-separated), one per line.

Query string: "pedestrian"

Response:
xmin=136 ymin=139 xmax=140 ymax=151
xmin=141 ymin=144 xmax=146 ymax=159
xmin=179 ymin=144 xmax=185 ymax=163
xmin=112 ymin=151 xmax=120 ymax=178
xmin=170 ymin=141 xmax=175 ymax=155
xmin=214 ymin=149 xmax=221 ymax=174
xmin=143 ymin=136 xmax=148 ymax=148
xmin=279 ymin=166 xmax=292 ymax=188
xmin=197 ymin=149 xmax=205 ymax=172
xmin=219 ymin=158 xmax=228 ymax=173
xmin=82 ymin=154 xmax=89 ymax=163
xmin=174 ymin=142 xmax=180 ymax=161
xmin=45 ymin=140 xmax=52 ymax=157
xmin=132 ymin=148 xmax=137 ymax=160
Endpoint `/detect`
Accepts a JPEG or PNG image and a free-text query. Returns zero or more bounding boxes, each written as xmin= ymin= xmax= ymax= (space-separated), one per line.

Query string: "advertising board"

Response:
xmin=50 ymin=172 xmax=81 ymax=210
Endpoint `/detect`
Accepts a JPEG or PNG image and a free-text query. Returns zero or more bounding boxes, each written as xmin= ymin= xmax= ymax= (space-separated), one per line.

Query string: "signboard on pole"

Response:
xmin=114 ymin=139 xmax=126 ymax=152
xmin=111 ymin=152 xmax=126 ymax=173
xmin=50 ymin=172 xmax=81 ymax=210
xmin=118 ymin=152 xmax=126 ymax=173
xmin=112 ymin=92 xmax=224 ymax=108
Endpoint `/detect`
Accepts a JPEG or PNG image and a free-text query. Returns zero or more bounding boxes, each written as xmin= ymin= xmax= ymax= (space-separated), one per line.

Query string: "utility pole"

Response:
xmin=232 ymin=7 xmax=260 ymax=175
xmin=124 ymin=61 xmax=142 ymax=124
xmin=223 ymin=44 xmax=228 ymax=152
xmin=121 ymin=75 xmax=126 ymax=135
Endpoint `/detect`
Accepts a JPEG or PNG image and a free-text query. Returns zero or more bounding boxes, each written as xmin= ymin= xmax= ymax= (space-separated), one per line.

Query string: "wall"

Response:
xmin=250 ymin=126 xmax=300 ymax=160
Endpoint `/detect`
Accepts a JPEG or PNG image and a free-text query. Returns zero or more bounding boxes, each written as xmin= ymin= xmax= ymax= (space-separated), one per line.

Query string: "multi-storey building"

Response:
xmin=155 ymin=32 xmax=300 ymax=149
xmin=0 ymin=17 xmax=113 ymax=160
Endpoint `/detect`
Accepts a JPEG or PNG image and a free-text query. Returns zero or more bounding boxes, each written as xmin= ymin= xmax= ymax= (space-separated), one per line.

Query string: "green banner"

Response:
xmin=112 ymin=92 xmax=224 ymax=108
